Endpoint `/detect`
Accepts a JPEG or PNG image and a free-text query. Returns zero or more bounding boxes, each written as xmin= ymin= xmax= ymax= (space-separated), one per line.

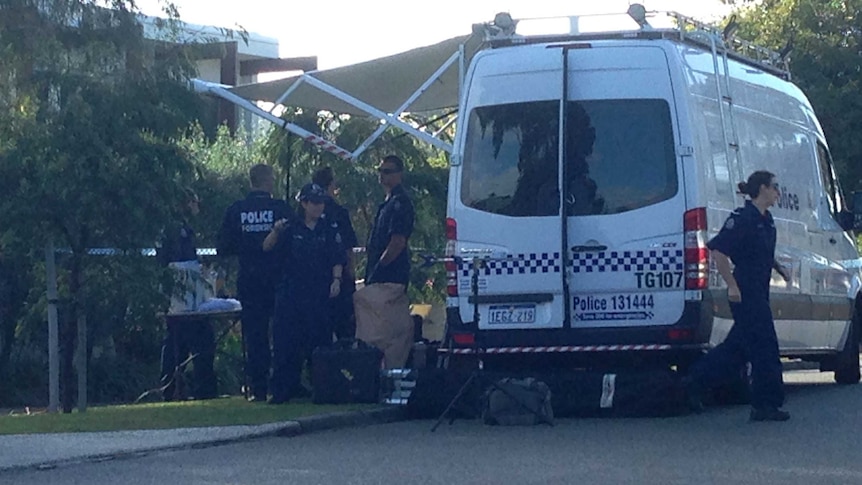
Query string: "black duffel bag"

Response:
xmin=312 ymin=339 xmax=383 ymax=404
xmin=482 ymin=377 xmax=555 ymax=426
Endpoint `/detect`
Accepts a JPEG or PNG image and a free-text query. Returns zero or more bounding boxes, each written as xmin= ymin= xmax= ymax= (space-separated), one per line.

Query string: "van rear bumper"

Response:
xmin=445 ymin=299 xmax=715 ymax=352
xmin=439 ymin=343 xmax=709 ymax=355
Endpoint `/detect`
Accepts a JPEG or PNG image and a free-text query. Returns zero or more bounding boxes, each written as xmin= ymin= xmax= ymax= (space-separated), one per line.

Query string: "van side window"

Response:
xmin=565 ymin=99 xmax=678 ymax=215
xmin=815 ymin=142 xmax=847 ymax=218
xmin=461 ymin=101 xmax=560 ymax=217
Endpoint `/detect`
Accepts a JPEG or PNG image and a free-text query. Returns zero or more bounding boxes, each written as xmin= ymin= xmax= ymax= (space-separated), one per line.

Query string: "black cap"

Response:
xmin=296 ymin=183 xmax=327 ymax=203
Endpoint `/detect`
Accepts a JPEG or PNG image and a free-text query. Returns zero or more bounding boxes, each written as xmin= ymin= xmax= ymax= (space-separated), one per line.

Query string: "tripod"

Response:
xmin=431 ymin=257 xmax=554 ymax=431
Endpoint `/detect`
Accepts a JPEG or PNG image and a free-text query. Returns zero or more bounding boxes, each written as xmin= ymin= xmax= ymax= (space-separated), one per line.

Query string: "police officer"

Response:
xmin=263 ymin=183 xmax=345 ymax=404
xmin=354 ymin=155 xmax=416 ymax=369
xmin=156 ymin=188 xmax=199 ymax=266
xmin=217 ymin=164 xmax=290 ymax=402
xmin=157 ymin=189 xmax=217 ymax=400
xmin=684 ymin=170 xmax=792 ymax=422
xmin=312 ymin=166 xmax=359 ymax=340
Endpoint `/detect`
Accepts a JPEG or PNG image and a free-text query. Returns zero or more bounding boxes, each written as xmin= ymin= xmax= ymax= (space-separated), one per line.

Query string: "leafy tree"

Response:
xmin=0 ymin=0 xmax=201 ymax=411
xmin=729 ymin=0 xmax=862 ymax=190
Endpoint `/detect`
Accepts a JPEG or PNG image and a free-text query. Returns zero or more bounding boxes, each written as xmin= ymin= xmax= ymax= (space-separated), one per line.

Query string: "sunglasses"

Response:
xmin=377 ymin=167 xmax=401 ymax=175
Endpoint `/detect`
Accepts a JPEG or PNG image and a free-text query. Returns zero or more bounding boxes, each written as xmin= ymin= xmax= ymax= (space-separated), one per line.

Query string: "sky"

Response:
xmin=139 ymin=0 xmax=732 ymax=71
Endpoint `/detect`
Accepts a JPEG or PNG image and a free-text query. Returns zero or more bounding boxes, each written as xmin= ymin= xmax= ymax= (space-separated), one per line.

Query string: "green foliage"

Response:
xmin=732 ymin=0 xmax=862 ymax=191
xmin=180 ymin=124 xmax=264 ymax=246
xmin=0 ymin=0 xmax=219 ymax=408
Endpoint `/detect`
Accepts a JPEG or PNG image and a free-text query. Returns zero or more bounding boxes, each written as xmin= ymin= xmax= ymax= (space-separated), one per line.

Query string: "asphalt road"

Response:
xmin=3 ymin=369 xmax=861 ymax=485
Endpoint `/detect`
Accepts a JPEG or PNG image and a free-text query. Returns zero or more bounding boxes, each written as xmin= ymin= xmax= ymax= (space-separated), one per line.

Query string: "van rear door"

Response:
xmin=456 ymin=50 xmax=567 ymax=331
xmin=563 ymin=45 xmax=686 ymax=329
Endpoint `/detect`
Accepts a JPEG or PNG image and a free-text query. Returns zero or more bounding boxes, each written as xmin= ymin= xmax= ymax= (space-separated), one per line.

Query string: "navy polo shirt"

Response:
xmin=324 ymin=197 xmax=359 ymax=251
xmin=157 ymin=220 xmax=197 ymax=265
xmin=279 ymin=218 xmax=346 ymax=296
xmin=365 ymin=184 xmax=415 ymax=285
xmin=217 ymin=190 xmax=291 ymax=293
xmin=706 ymin=200 xmax=777 ymax=297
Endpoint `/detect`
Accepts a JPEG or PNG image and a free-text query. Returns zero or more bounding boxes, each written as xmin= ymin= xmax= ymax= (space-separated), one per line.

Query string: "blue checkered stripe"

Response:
xmin=571 ymin=249 xmax=683 ymax=273
xmin=459 ymin=253 xmax=562 ymax=277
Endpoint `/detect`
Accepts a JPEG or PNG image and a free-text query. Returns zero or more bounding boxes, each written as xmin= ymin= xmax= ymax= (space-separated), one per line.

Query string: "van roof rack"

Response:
xmin=669 ymin=11 xmax=791 ymax=80
xmin=474 ymin=6 xmax=792 ymax=80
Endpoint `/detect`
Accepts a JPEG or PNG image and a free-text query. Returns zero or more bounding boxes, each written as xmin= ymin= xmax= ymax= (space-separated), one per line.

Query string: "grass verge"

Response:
xmin=0 ymin=397 xmax=376 ymax=435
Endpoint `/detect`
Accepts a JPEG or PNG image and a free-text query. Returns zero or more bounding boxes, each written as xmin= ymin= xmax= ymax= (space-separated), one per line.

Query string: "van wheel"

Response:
xmin=834 ymin=320 xmax=860 ymax=385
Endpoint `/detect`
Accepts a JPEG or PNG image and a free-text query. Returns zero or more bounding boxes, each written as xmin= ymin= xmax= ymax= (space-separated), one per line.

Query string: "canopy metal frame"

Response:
xmin=192 ymin=44 xmax=464 ymax=161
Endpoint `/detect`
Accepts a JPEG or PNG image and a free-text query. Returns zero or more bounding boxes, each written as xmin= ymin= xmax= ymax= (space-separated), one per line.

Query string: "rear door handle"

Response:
xmin=571 ymin=245 xmax=608 ymax=252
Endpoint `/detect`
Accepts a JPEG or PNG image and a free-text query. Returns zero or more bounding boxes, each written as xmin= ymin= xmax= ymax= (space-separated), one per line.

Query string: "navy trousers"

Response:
xmin=331 ymin=278 xmax=356 ymax=340
xmin=271 ymin=289 xmax=332 ymax=401
xmin=689 ymin=296 xmax=785 ymax=410
xmin=239 ymin=286 xmax=275 ymax=398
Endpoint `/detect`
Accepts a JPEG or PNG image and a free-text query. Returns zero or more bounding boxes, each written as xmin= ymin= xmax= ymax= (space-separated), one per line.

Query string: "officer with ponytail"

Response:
xmin=684 ymin=170 xmax=792 ymax=422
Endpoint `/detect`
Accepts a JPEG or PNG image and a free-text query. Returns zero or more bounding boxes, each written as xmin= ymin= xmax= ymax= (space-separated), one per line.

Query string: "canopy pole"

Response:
xmin=191 ymin=80 xmax=354 ymax=160
xmin=301 ymin=76 xmax=453 ymax=153
xmin=271 ymin=76 xmax=306 ymax=110
xmin=349 ymin=51 xmax=461 ymax=159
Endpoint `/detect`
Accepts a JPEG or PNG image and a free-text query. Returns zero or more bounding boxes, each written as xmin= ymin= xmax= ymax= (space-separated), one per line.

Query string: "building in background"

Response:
xmin=141 ymin=16 xmax=316 ymax=136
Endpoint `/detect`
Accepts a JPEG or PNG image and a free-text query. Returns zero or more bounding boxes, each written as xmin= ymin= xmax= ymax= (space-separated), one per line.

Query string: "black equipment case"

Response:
xmin=312 ymin=339 xmax=383 ymax=404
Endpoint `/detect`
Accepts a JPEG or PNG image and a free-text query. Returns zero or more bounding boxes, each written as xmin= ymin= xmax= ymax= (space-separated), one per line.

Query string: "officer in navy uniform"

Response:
xmin=684 ymin=170 xmax=792 ymax=422
xmin=217 ymin=164 xmax=290 ymax=402
xmin=364 ymin=156 xmax=414 ymax=288
xmin=312 ymin=167 xmax=359 ymax=340
xmin=263 ymin=183 xmax=345 ymax=404
xmin=156 ymin=188 xmax=199 ymax=266
xmin=354 ymin=155 xmax=416 ymax=369
xmin=157 ymin=189 xmax=218 ymax=400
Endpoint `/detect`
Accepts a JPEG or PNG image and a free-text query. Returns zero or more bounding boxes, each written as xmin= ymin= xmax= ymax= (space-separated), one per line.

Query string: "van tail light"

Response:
xmin=667 ymin=328 xmax=693 ymax=341
xmin=451 ymin=332 xmax=475 ymax=346
xmin=683 ymin=208 xmax=709 ymax=290
xmin=445 ymin=218 xmax=458 ymax=297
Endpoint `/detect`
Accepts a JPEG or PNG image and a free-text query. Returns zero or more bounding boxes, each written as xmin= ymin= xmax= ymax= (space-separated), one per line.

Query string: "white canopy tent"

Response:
xmin=193 ymin=32 xmax=484 ymax=160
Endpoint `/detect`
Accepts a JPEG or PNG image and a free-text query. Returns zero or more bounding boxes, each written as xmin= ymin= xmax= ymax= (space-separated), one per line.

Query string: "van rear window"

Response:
xmin=461 ymin=99 xmax=677 ymax=216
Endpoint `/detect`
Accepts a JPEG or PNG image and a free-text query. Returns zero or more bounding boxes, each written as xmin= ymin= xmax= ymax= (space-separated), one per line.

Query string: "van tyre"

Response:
xmin=834 ymin=320 xmax=860 ymax=385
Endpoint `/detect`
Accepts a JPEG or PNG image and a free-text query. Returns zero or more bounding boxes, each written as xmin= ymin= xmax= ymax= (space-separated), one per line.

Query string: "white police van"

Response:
xmin=442 ymin=7 xmax=862 ymax=383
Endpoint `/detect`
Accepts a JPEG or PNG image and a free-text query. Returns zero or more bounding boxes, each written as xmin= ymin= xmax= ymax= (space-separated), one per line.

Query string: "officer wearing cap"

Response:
xmin=263 ymin=182 xmax=345 ymax=404
xmin=684 ymin=170 xmax=792 ymax=422
xmin=312 ymin=167 xmax=359 ymax=340
xmin=217 ymin=164 xmax=290 ymax=402
xmin=354 ymin=155 xmax=416 ymax=368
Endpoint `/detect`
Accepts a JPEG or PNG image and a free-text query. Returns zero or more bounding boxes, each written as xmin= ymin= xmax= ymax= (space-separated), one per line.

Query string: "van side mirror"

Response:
xmin=849 ymin=191 xmax=862 ymax=231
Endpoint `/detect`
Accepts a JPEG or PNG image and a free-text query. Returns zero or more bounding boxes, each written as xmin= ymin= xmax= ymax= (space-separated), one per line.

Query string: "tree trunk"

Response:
xmin=76 ymin=312 xmax=87 ymax=412
xmin=62 ymin=252 xmax=84 ymax=413
xmin=0 ymin=260 xmax=16 ymax=379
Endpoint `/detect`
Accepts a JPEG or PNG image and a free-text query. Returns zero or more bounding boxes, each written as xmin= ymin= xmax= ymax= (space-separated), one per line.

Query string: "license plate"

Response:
xmin=488 ymin=304 xmax=536 ymax=324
